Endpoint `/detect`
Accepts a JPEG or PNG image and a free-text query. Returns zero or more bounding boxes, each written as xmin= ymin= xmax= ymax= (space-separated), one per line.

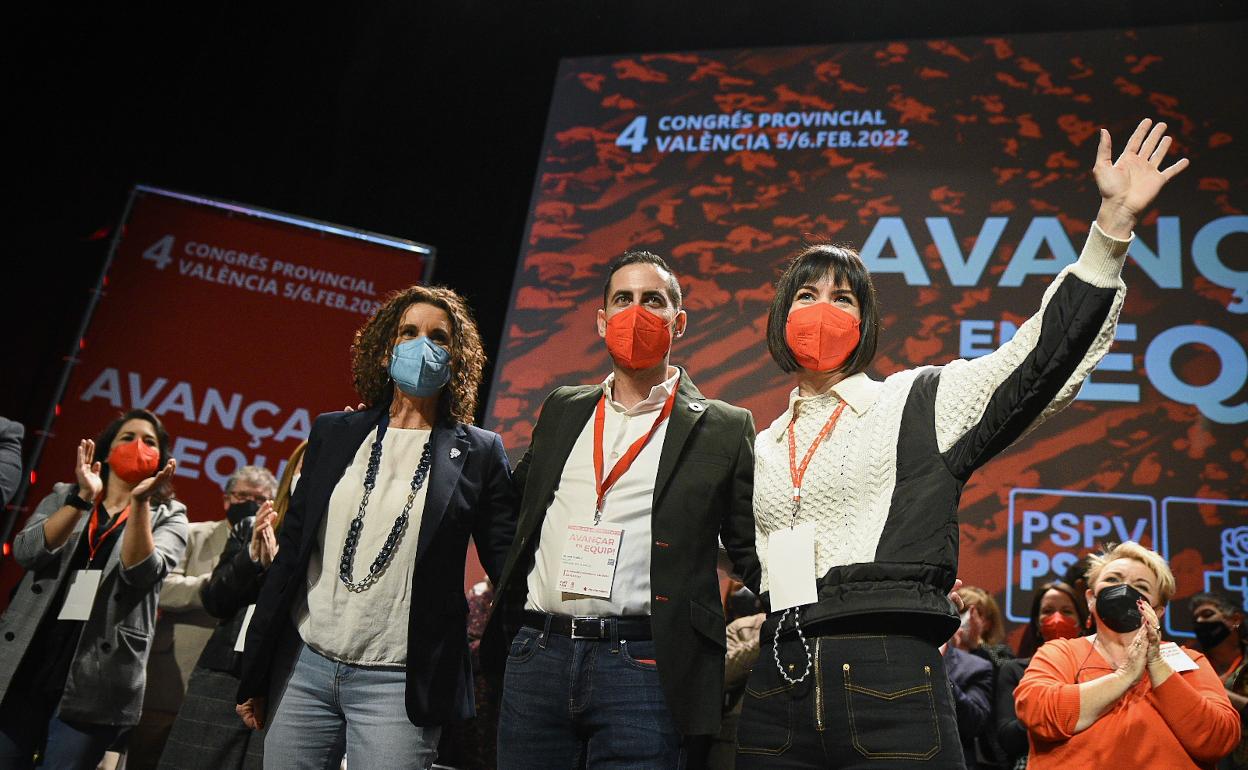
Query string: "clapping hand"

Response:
xmin=1093 ymin=118 xmax=1189 ymax=238
xmin=1115 ymin=623 xmax=1151 ymax=685
xmin=249 ymin=500 xmax=279 ymax=568
xmin=74 ymin=439 xmax=103 ymax=503
xmin=130 ymin=459 xmax=176 ymax=502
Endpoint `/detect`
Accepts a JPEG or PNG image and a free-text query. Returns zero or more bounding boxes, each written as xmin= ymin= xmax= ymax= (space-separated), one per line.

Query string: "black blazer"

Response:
xmin=237 ymin=404 xmax=517 ymax=725
xmin=483 ymin=369 xmax=759 ymax=736
xmin=197 ymin=515 xmax=264 ymax=674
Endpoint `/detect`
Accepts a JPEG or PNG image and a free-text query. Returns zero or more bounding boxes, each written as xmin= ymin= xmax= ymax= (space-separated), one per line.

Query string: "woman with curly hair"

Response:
xmin=233 ymin=285 xmax=517 ymax=770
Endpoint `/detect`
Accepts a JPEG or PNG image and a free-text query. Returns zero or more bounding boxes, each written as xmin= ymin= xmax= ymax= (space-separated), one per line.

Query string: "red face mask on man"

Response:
xmin=107 ymin=439 xmax=160 ymax=485
xmin=784 ymin=302 xmax=861 ymax=372
xmin=604 ymin=306 xmax=675 ymax=370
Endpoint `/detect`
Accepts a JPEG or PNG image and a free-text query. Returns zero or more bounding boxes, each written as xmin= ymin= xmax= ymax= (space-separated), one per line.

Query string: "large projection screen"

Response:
xmin=485 ymin=24 xmax=1247 ymax=644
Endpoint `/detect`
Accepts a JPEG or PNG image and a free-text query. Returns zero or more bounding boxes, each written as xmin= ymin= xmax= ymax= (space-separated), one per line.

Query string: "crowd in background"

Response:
xmin=1 ymin=422 xmax=1244 ymax=770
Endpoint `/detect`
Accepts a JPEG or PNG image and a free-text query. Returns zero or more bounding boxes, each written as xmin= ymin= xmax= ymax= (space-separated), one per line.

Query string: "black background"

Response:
xmin=3 ymin=0 xmax=1244 ymax=482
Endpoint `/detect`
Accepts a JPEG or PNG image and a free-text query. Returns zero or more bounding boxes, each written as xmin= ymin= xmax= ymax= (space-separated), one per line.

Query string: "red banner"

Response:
xmin=6 ymin=186 xmax=432 ymax=598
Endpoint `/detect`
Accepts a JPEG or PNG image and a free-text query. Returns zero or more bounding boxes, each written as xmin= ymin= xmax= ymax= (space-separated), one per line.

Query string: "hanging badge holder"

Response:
xmin=559 ymin=524 xmax=624 ymax=600
xmin=234 ymin=604 xmax=258 ymax=652
xmin=768 ymin=523 xmax=818 ymax=611
xmin=58 ymin=570 xmax=103 ymax=621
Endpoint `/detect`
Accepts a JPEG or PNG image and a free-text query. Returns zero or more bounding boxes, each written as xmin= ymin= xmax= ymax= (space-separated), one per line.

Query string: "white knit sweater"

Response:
xmin=754 ymin=222 xmax=1131 ymax=592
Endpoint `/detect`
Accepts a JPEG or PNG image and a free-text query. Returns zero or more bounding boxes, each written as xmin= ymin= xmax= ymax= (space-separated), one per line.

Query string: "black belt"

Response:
xmin=522 ymin=611 xmax=652 ymax=640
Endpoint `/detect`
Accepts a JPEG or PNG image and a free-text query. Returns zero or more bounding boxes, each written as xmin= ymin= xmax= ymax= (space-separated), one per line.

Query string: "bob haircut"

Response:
xmin=93 ymin=408 xmax=174 ymax=507
xmin=1018 ymin=580 xmax=1088 ymax=658
xmin=1085 ymin=540 xmax=1177 ymax=605
xmin=351 ymin=284 xmax=486 ymax=425
xmin=766 ymin=244 xmax=880 ymax=376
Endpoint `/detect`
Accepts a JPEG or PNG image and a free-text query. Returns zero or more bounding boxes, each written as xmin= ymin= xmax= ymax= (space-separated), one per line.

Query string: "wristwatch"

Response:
xmin=65 ymin=491 xmax=94 ymax=511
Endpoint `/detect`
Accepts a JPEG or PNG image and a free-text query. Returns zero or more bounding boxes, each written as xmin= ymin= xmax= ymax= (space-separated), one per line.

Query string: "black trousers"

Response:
xmin=735 ymin=628 xmax=967 ymax=769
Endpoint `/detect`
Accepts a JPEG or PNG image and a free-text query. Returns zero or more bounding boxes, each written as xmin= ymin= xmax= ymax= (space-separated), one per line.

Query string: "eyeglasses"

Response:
xmin=227 ymin=491 xmax=270 ymax=505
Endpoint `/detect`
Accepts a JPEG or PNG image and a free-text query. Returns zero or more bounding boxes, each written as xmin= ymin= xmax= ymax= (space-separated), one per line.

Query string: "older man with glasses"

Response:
xmin=127 ymin=465 xmax=278 ymax=769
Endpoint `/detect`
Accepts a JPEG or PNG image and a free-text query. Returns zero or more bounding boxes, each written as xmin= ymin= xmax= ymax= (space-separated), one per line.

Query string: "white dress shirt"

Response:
xmin=525 ymin=368 xmax=680 ymax=617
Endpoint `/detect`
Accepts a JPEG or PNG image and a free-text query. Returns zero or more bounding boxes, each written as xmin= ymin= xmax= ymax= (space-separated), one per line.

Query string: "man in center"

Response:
xmin=488 ymin=251 xmax=760 ymax=768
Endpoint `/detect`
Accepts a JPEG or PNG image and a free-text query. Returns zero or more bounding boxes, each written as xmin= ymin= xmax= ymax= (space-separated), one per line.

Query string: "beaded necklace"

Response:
xmin=338 ymin=410 xmax=433 ymax=592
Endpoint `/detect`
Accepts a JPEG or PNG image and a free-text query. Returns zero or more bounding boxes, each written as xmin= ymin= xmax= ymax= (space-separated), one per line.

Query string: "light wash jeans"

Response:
xmin=263 ymin=644 xmax=440 ymax=770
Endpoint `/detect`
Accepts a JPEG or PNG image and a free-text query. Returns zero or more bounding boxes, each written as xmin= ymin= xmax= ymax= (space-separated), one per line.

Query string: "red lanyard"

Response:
xmin=787 ymin=401 xmax=847 ymax=516
xmin=88 ymin=505 xmax=129 ymax=563
xmin=1221 ymin=652 xmax=1244 ymax=683
xmin=592 ymin=379 xmax=679 ymax=524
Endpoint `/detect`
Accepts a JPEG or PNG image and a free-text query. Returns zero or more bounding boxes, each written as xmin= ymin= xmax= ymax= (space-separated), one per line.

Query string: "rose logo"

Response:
xmin=1221 ymin=526 xmax=1248 ymax=567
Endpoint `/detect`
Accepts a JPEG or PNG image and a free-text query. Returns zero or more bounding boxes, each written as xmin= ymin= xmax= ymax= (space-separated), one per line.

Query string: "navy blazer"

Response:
xmin=237 ymin=403 xmax=517 ymax=725
xmin=944 ymin=646 xmax=994 ymax=770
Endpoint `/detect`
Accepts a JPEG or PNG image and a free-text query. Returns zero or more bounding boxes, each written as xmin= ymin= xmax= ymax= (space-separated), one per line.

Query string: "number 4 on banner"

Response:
xmin=615 ymin=116 xmax=648 ymax=153
xmin=143 ymin=235 xmax=174 ymax=270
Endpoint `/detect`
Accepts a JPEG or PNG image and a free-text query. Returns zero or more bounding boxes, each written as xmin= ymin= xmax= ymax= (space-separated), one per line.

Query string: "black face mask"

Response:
xmin=1095 ymin=584 xmax=1146 ymax=633
xmin=226 ymin=500 xmax=261 ymax=526
xmin=1194 ymin=619 xmax=1233 ymax=651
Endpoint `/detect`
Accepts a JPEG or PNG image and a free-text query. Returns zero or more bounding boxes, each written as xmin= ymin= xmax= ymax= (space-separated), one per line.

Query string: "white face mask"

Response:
xmin=289 ymin=473 xmax=301 ymax=494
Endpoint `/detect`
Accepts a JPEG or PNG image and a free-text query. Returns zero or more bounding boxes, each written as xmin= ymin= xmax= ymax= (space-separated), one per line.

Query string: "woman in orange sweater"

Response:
xmin=1015 ymin=541 xmax=1240 ymax=768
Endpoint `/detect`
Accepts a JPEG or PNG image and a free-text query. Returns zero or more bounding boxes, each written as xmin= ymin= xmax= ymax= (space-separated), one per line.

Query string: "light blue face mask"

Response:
xmin=389 ymin=337 xmax=451 ymax=398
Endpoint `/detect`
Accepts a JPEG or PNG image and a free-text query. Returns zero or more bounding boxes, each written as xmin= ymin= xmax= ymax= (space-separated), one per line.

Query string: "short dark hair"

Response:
xmin=602 ymin=250 xmax=682 ymax=308
xmin=1190 ymin=592 xmax=1244 ymax=618
xmin=766 ymin=244 xmax=880 ymax=376
xmin=1064 ymin=555 xmax=1093 ymax=588
xmin=93 ymin=409 xmax=174 ymax=507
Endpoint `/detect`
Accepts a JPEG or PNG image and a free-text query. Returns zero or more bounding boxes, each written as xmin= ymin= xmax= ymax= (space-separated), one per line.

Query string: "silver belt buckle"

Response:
xmin=570 ymin=616 xmax=605 ymax=639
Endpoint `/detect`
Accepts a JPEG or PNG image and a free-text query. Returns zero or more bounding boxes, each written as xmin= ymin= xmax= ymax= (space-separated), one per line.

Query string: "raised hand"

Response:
xmin=1137 ymin=598 xmax=1176 ymax=688
xmin=1115 ymin=624 xmax=1150 ymax=685
xmin=1138 ymin=599 xmax=1164 ymax=659
xmin=131 ymin=459 xmax=176 ymax=502
xmin=1093 ymin=118 xmax=1189 ymax=238
xmin=949 ymin=578 xmax=965 ymax=612
xmin=249 ymin=500 xmax=280 ymax=568
xmin=74 ymin=439 xmax=103 ymax=502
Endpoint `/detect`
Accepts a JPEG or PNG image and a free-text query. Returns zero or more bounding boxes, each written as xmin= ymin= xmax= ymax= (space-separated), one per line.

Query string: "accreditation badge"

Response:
xmin=58 ymin=570 xmax=103 ymax=621
xmin=558 ymin=524 xmax=624 ymax=600
xmin=1158 ymin=641 xmax=1200 ymax=672
xmin=767 ymin=522 xmax=818 ymax=611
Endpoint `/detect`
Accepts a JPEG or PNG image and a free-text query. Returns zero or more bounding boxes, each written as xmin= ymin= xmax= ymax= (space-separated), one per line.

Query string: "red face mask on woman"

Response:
xmin=605 ymin=306 xmax=674 ymax=370
xmin=107 ymin=439 xmax=160 ymax=485
xmin=785 ymin=302 xmax=861 ymax=372
xmin=1039 ymin=611 xmax=1080 ymax=642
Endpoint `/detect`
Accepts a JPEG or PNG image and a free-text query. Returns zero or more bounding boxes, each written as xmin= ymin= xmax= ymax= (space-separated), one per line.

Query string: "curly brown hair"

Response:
xmin=350 ymin=285 xmax=486 ymax=425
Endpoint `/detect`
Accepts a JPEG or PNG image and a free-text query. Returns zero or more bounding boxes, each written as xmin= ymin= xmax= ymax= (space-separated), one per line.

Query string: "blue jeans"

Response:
xmin=263 ymin=644 xmax=440 ymax=770
xmin=497 ymin=625 xmax=684 ymax=770
xmin=0 ymin=697 xmax=122 ymax=770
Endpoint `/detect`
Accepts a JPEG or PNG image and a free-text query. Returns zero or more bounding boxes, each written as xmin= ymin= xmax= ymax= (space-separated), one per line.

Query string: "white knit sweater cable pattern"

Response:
xmin=754 ymin=223 xmax=1131 ymax=592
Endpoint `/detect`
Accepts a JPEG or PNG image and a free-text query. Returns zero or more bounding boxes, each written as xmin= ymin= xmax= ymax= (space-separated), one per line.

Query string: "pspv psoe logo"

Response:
xmin=1006 ymin=488 xmax=1157 ymax=624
